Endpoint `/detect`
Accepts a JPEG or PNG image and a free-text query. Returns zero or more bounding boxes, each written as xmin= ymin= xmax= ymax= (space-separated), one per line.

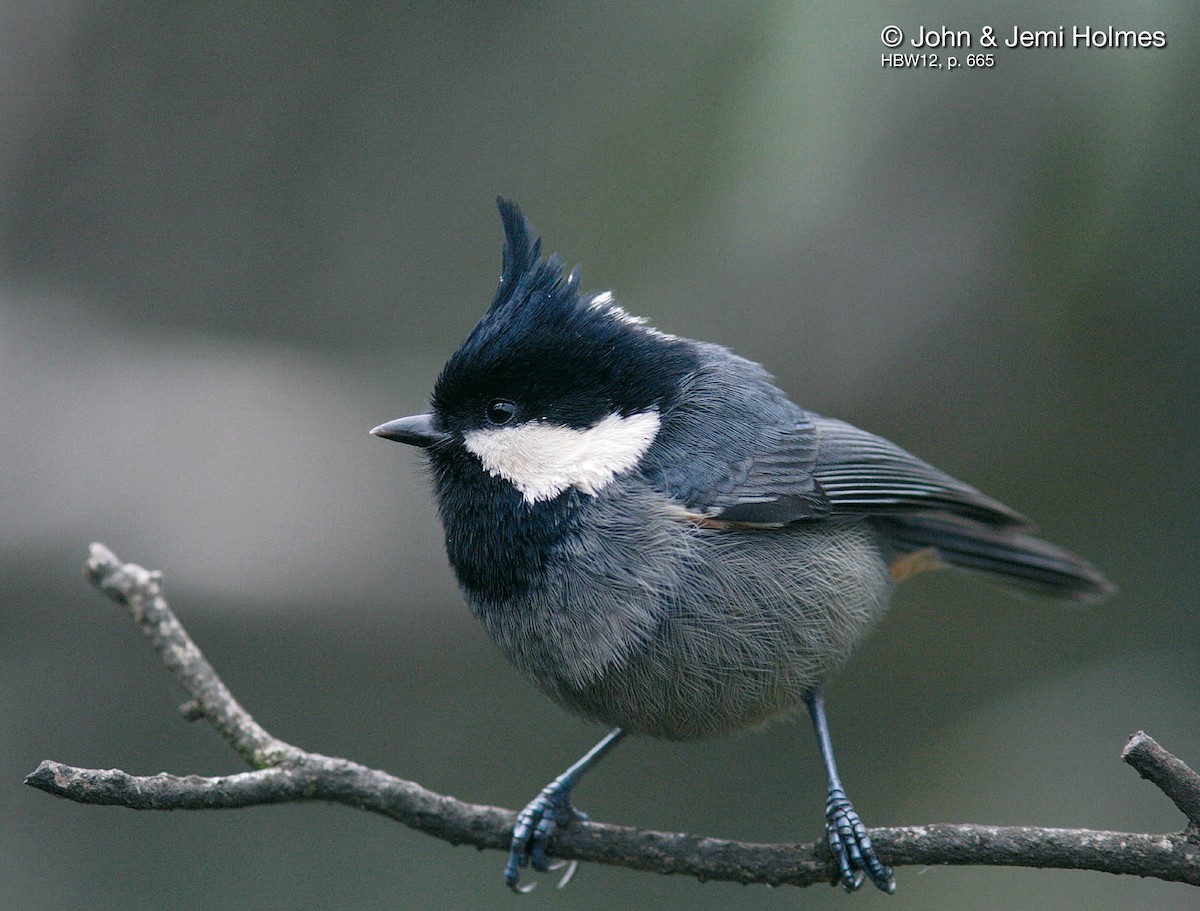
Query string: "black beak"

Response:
xmin=370 ymin=413 xmax=447 ymax=448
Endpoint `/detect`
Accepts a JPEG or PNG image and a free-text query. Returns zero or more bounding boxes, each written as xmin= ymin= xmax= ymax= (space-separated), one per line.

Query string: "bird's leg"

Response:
xmin=505 ymin=727 xmax=626 ymax=893
xmin=804 ymin=687 xmax=895 ymax=893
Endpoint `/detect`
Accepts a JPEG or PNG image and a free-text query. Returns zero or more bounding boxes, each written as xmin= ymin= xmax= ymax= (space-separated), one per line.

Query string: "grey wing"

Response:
xmin=697 ymin=410 xmax=829 ymax=523
xmin=700 ymin=414 xmax=1030 ymax=528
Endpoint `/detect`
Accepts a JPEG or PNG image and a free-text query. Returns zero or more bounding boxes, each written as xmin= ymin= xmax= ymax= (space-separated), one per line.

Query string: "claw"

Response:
xmin=510 ymin=879 xmax=537 ymax=895
xmin=550 ymin=859 xmax=579 ymax=889
xmin=502 ymin=728 xmax=626 ymax=893
xmin=504 ymin=781 xmax=580 ymax=893
xmin=804 ymin=690 xmax=895 ymax=894
xmin=824 ymin=787 xmax=894 ymax=893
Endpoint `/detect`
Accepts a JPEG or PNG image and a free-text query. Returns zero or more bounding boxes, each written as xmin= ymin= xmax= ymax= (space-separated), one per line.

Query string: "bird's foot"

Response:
xmin=504 ymin=778 xmax=586 ymax=893
xmin=823 ymin=786 xmax=894 ymax=893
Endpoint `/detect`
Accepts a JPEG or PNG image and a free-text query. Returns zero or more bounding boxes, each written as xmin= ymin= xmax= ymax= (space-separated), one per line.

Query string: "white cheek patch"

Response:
xmin=463 ymin=410 xmax=661 ymax=504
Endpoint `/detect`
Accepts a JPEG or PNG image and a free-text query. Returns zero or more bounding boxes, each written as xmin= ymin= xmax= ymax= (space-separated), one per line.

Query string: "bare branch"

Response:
xmin=82 ymin=543 xmax=295 ymax=768
xmin=27 ymin=544 xmax=1200 ymax=889
xmin=1123 ymin=731 xmax=1200 ymax=830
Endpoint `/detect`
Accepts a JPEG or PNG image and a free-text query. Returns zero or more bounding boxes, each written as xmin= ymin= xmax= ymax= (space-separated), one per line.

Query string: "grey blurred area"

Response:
xmin=3 ymin=2 xmax=1198 ymax=909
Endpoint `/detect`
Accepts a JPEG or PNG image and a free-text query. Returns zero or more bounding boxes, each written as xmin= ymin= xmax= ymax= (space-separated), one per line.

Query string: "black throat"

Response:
xmin=428 ymin=443 xmax=582 ymax=604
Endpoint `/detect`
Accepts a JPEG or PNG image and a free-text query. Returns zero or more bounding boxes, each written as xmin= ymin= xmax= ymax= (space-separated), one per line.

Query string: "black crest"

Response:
xmin=431 ymin=198 xmax=698 ymax=431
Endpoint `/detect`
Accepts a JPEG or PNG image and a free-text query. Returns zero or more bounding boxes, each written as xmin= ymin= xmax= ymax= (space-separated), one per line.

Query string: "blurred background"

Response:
xmin=3 ymin=2 xmax=1198 ymax=909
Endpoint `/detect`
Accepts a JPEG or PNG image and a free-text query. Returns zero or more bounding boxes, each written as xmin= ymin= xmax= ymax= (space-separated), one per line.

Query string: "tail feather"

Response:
xmin=877 ymin=514 xmax=1116 ymax=604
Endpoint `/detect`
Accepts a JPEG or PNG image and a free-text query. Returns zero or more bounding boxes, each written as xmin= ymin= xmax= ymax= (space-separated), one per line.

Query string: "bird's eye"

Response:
xmin=486 ymin=399 xmax=517 ymax=425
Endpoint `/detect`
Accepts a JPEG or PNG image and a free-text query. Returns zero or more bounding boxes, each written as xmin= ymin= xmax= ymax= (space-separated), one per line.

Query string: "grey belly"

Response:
xmin=476 ymin=508 xmax=893 ymax=741
xmin=572 ymin=522 xmax=892 ymax=738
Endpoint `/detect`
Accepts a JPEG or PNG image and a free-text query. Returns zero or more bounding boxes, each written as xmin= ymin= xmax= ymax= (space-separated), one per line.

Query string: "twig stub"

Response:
xmin=1122 ymin=730 xmax=1200 ymax=831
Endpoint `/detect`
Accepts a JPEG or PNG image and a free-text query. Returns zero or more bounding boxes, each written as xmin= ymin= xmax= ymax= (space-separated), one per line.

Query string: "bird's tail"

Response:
xmin=878 ymin=514 xmax=1115 ymax=604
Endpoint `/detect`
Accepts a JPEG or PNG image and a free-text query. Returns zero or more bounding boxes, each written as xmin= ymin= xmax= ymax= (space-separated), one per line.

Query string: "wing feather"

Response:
xmin=695 ymin=413 xmax=1029 ymax=528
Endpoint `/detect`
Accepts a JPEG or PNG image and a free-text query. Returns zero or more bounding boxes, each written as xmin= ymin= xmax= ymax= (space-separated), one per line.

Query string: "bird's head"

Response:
xmin=372 ymin=198 xmax=698 ymax=506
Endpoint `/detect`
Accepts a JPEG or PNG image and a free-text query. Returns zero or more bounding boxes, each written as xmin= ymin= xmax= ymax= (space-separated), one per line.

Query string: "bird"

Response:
xmin=371 ymin=198 xmax=1114 ymax=894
